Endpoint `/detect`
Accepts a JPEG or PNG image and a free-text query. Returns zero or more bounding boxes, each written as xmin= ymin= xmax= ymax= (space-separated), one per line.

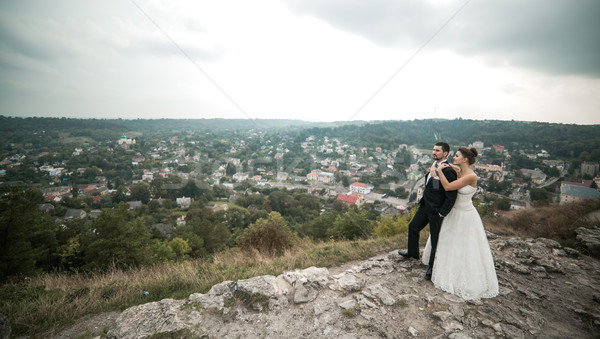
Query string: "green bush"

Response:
xmin=236 ymin=212 xmax=297 ymax=255
xmin=373 ymin=215 xmax=408 ymax=238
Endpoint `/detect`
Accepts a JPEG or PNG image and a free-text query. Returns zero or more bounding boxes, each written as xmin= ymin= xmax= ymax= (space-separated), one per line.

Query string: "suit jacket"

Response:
xmin=419 ymin=161 xmax=458 ymax=217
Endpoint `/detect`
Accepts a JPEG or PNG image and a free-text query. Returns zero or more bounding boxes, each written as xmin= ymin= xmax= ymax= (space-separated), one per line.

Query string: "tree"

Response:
xmin=394 ymin=187 xmax=409 ymax=199
xmin=265 ymin=190 xmax=290 ymax=215
xmin=530 ymin=188 xmax=549 ymax=202
xmin=213 ymin=205 xmax=250 ymax=231
xmin=495 ymin=198 xmax=511 ymax=211
xmin=332 ymin=209 xmax=371 ymax=240
xmin=0 ymin=188 xmax=58 ymax=280
xmin=82 ymin=203 xmax=152 ymax=270
xmin=130 ymin=182 xmax=151 ymax=203
xmin=168 ymin=237 xmax=192 ymax=261
xmin=226 ymin=162 xmax=236 ymax=177
xmin=300 ymin=211 xmax=336 ymax=241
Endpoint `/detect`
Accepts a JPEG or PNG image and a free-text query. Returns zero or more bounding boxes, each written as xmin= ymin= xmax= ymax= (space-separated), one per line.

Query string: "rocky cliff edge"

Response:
xmin=62 ymin=229 xmax=600 ymax=339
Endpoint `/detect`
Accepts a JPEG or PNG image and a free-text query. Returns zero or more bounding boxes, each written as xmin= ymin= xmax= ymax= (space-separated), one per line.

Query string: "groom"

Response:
xmin=399 ymin=142 xmax=458 ymax=280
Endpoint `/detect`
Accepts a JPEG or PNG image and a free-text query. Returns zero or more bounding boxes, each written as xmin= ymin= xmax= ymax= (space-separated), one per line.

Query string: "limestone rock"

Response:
xmin=333 ymin=272 xmax=362 ymax=292
xmin=576 ymin=227 xmax=600 ymax=257
xmin=106 ymin=299 xmax=186 ymax=339
xmin=70 ymin=233 xmax=600 ymax=339
xmin=237 ymin=275 xmax=279 ymax=298
xmin=408 ymin=326 xmax=419 ymax=337
xmin=365 ymin=284 xmax=396 ymax=306
xmin=293 ymin=277 xmax=320 ymax=304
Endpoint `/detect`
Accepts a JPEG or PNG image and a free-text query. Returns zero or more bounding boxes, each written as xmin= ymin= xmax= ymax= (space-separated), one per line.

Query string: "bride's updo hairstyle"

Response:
xmin=457 ymin=147 xmax=478 ymax=165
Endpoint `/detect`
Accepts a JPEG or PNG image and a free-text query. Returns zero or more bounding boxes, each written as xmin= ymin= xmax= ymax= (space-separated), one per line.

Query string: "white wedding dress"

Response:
xmin=422 ymin=185 xmax=499 ymax=300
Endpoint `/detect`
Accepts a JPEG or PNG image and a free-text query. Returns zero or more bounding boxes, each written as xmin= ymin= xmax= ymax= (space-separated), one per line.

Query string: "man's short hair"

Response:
xmin=435 ymin=142 xmax=450 ymax=154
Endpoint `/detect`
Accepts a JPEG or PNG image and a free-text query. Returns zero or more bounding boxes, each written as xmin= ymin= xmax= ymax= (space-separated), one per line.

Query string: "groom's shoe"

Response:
xmin=398 ymin=250 xmax=418 ymax=260
xmin=424 ymin=266 xmax=432 ymax=281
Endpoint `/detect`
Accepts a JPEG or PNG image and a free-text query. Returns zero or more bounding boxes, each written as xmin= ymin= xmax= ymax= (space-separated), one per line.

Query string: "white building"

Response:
xmin=117 ymin=135 xmax=135 ymax=145
xmin=232 ymin=172 xmax=249 ymax=182
xmin=521 ymin=168 xmax=547 ymax=185
xmin=176 ymin=197 xmax=192 ymax=208
xmin=277 ymin=172 xmax=289 ymax=182
xmin=318 ymin=171 xmax=335 ymax=183
xmin=350 ymin=182 xmax=373 ymax=194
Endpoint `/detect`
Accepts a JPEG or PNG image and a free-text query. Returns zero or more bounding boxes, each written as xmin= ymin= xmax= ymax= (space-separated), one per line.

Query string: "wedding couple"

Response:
xmin=398 ymin=142 xmax=499 ymax=301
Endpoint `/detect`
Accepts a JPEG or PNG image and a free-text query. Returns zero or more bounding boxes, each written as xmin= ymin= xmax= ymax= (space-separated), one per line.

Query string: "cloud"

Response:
xmin=285 ymin=0 xmax=600 ymax=77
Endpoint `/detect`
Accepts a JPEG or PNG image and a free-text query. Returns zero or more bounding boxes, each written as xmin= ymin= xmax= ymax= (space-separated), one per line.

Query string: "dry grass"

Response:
xmin=483 ymin=199 xmax=600 ymax=248
xmin=2 ymin=235 xmax=404 ymax=337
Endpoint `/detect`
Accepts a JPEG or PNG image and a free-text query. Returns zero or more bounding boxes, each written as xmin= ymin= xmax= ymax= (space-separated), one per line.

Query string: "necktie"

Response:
xmin=432 ymin=162 xmax=440 ymax=189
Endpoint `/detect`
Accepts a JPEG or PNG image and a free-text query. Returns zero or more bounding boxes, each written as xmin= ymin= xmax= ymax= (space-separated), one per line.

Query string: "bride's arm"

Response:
xmin=437 ymin=165 xmax=475 ymax=191
xmin=448 ymin=164 xmax=462 ymax=178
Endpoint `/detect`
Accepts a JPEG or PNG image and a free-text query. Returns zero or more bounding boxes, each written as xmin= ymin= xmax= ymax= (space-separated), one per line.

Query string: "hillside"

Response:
xmin=53 ymin=230 xmax=600 ymax=338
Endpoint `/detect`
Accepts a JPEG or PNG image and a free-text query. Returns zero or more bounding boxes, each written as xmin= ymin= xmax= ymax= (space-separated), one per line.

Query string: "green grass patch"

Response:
xmin=394 ymin=300 xmax=408 ymax=308
xmin=341 ymin=308 xmax=357 ymax=317
xmin=180 ymin=302 xmax=202 ymax=312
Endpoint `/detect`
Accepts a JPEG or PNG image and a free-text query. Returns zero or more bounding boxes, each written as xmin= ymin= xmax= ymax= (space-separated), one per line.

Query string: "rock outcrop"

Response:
xmin=576 ymin=227 xmax=600 ymax=258
xmin=93 ymin=234 xmax=600 ymax=338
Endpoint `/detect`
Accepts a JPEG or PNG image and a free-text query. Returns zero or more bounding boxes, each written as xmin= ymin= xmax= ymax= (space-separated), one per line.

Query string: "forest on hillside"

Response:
xmin=2 ymin=116 xmax=598 ymax=160
xmin=296 ymin=119 xmax=600 ymax=160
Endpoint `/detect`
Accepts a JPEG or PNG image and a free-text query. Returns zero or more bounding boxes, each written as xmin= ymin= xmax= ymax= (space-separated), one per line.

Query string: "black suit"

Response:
xmin=406 ymin=161 xmax=458 ymax=268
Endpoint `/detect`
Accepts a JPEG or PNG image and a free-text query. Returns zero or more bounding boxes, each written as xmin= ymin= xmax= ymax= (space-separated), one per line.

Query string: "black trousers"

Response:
xmin=407 ymin=203 xmax=443 ymax=267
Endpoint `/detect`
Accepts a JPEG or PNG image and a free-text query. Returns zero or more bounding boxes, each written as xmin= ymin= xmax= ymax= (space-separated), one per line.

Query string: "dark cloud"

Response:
xmin=0 ymin=2 xmax=220 ymax=67
xmin=285 ymin=0 xmax=600 ymax=77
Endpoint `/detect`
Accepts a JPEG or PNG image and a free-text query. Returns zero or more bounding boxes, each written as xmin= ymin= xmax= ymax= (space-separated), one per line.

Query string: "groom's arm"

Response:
xmin=438 ymin=168 xmax=458 ymax=217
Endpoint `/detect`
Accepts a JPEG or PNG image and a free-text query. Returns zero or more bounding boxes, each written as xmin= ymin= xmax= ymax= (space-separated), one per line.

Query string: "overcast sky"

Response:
xmin=1 ymin=0 xmax=599 ymax=124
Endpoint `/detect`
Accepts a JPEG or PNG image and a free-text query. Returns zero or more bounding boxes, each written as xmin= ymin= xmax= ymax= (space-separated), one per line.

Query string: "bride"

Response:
xmin=421 ymin=147 xmax=499 ymax=300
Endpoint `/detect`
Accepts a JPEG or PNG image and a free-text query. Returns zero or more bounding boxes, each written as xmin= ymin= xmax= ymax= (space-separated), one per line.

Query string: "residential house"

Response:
xmin=473 ymin=163 xmax=504 ymax=173
xmin=132 ymin=157 xmax=145 ymax=166
xmin=318 ymin=171 xmax=335 ymax=183
xmin=176 ymin=197 xmax=192 ymax=208
xmin=307 ymin=172 xmax=319 ymax=181
xmin=493 ymin=145 xmax=505 ymax=153
xmin=350 ymin=182 xmax=373 ymax=194
xmin=521 ymin=169 xmax=547 ymax=185
xmin=38 ymin=203 xmax=54 ymax=213
xmin=469 ymin=141 xmax=484 ymax=153
xmin=43 ymin=186 xmax=71 ymax=198
xmin=89 ymin=209 xmax=102 ymax=219
xmin=127 ymin=201 xmax=143 ymax=210
xmin=64 ymin=209 xmax=86 ymax=220
xmin=276 ymin=172 xmax=289 ymax=182
xmin=152 ymin=223 xmax=173 ymax=238
xmin=542 ymin=160 xmax=565 ymax=172
xmin=336 ymin=193 xmax=363 ymax=207
xmin=232 ymin=172 xmax=249 ymax=182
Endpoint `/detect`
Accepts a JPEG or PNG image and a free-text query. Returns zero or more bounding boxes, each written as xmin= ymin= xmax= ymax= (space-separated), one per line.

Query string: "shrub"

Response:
xmin=236 ymin=212 xmax=297 ymax=255
xmin=332 ymin=209 xmax=371 ymax=240
xmin=373 ymin=215 xmax=409 ymax=238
